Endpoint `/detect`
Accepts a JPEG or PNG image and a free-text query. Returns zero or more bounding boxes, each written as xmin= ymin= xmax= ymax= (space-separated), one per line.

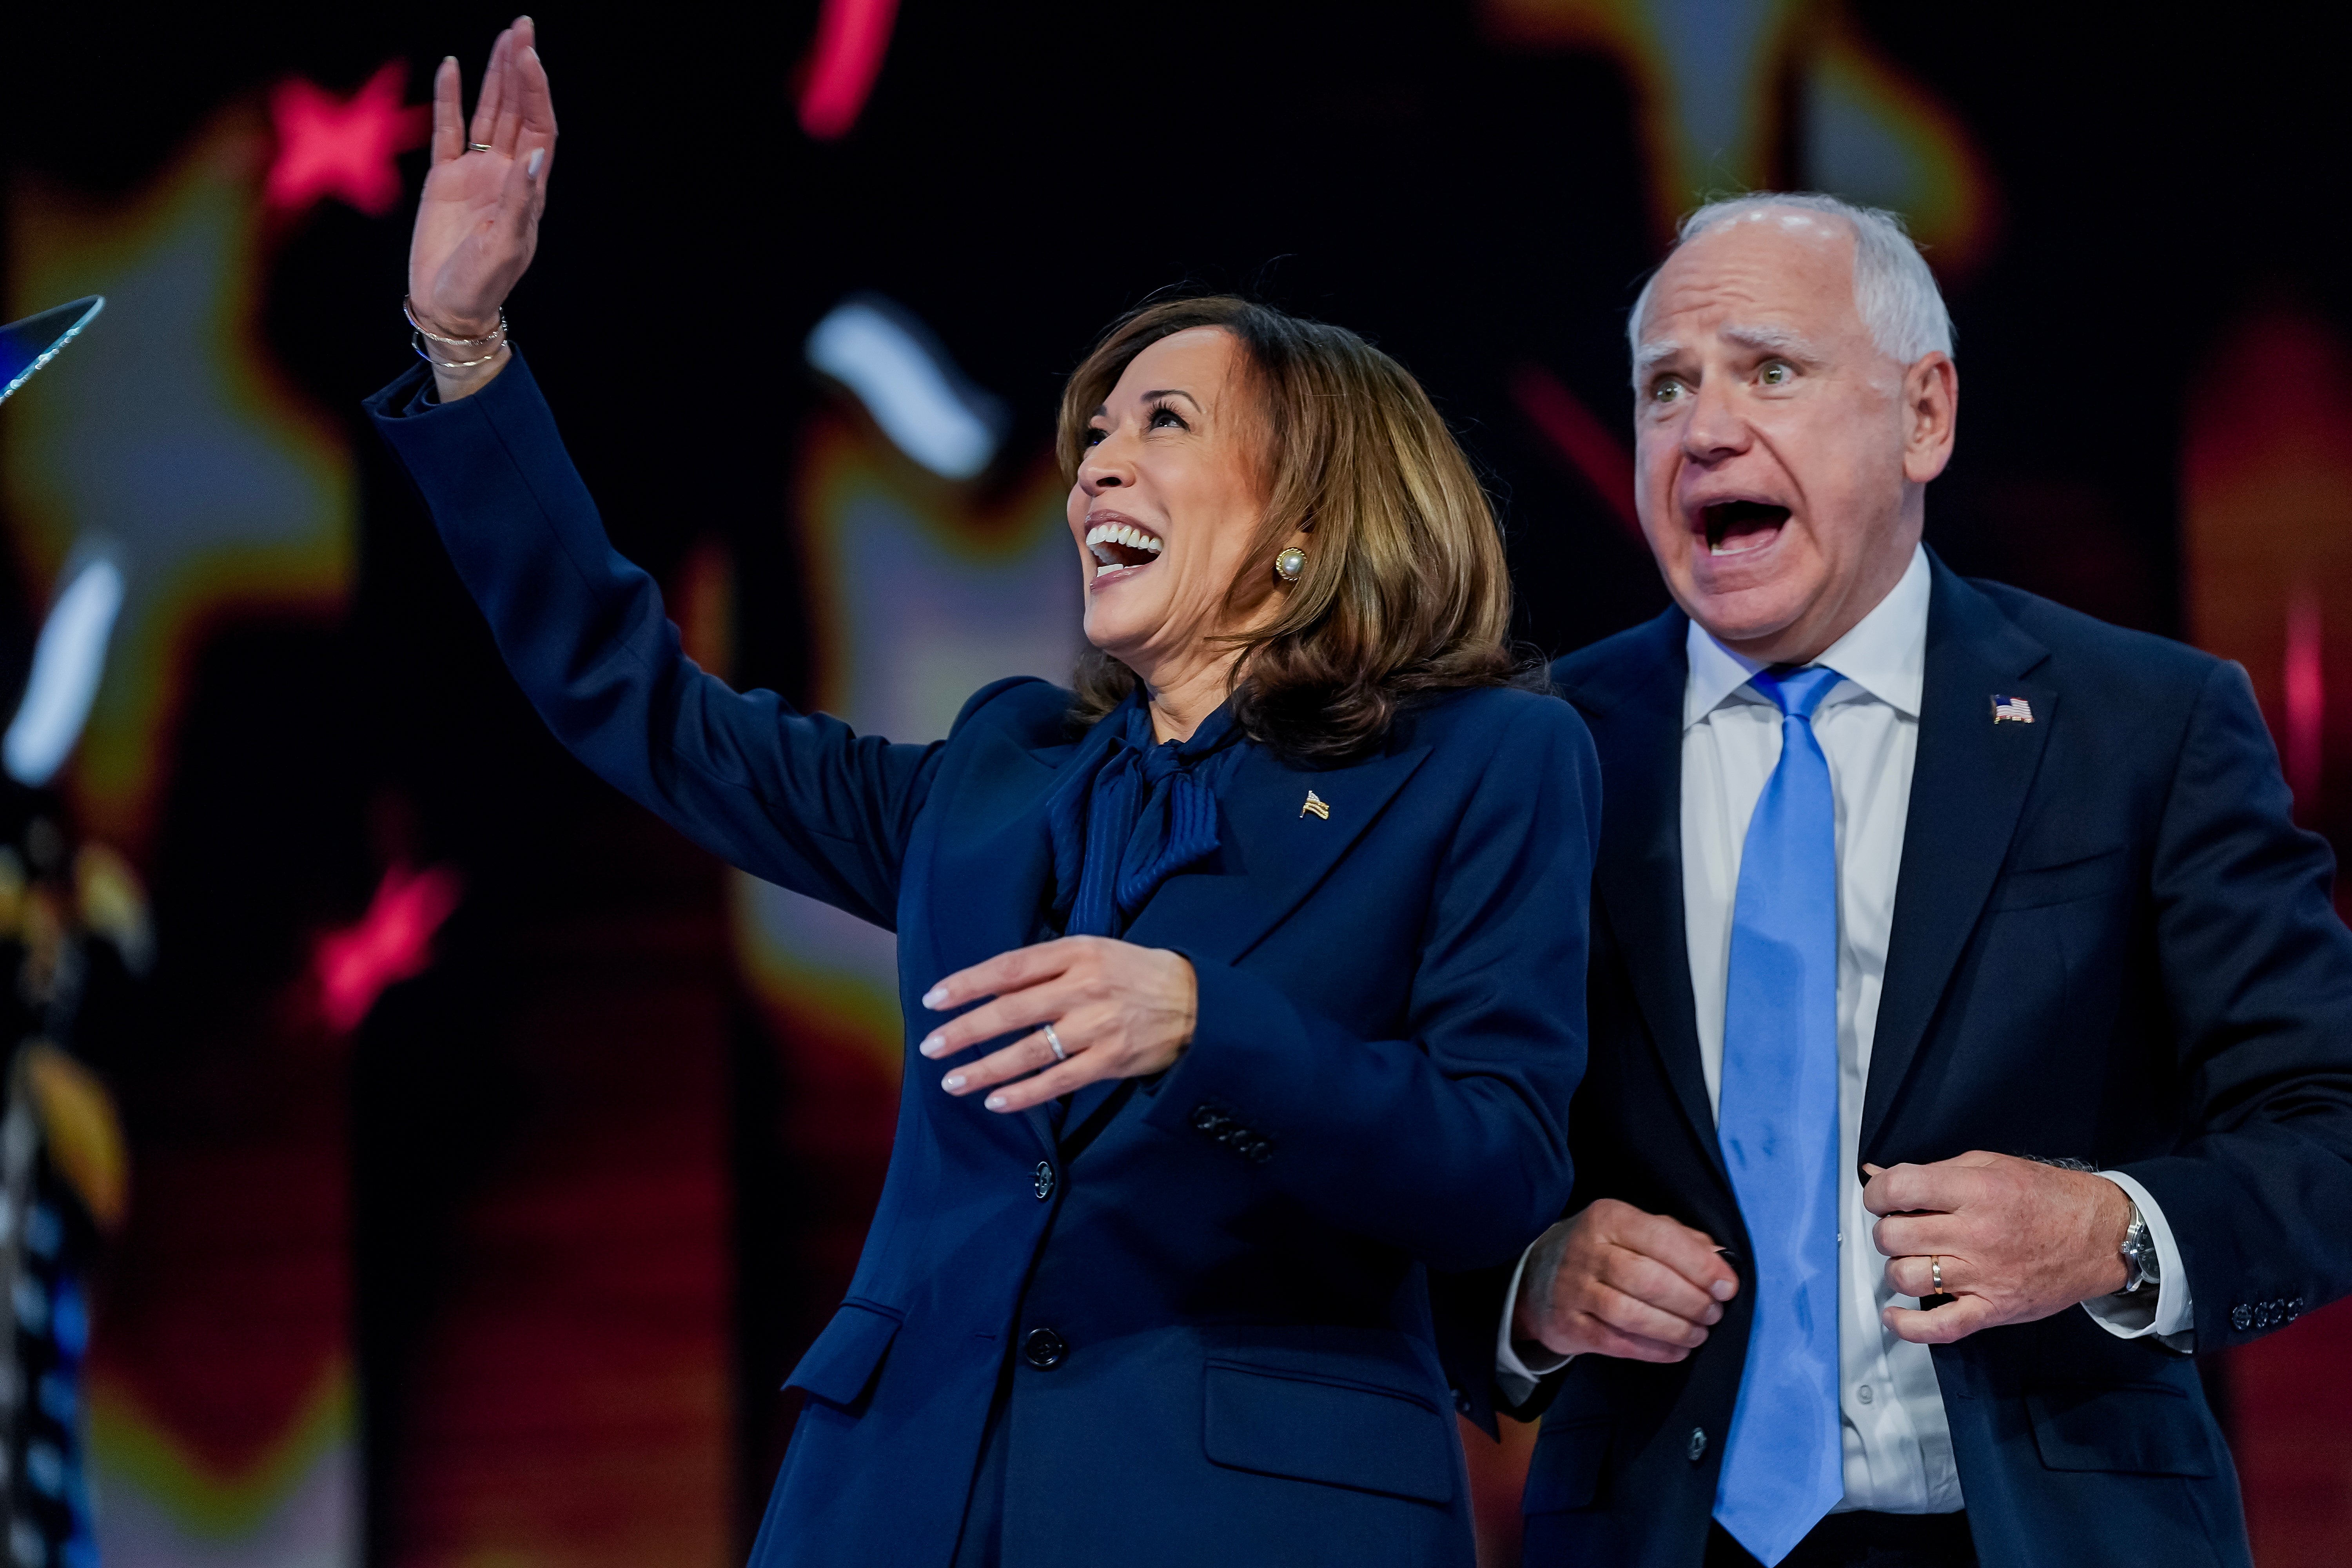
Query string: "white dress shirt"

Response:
xmin=1497 ymin=545 xmax=2190 ymax=1512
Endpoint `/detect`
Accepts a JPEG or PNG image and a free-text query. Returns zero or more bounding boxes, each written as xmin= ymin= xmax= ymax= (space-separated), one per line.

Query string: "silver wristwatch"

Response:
xmin=2117 ymin=1203 xmax=2160 ymax=1295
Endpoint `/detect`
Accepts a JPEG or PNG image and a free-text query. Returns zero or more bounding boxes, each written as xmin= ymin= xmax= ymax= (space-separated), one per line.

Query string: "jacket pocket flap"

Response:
xmin=2027 ymin=1382 xmax=2216 ymax=1477
xmin=1522 ymin=1416 xmax=1610 ymax=1514
xmin=1203 ymin=1362 xmax=1454 ymax=1504
xmin=785 ymin=1301 xmax=903 ymax=1410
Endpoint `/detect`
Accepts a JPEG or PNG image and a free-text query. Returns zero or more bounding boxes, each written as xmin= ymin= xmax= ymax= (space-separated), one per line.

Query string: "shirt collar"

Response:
xmin=1682 ymin=543 xmax=1930 ymax=728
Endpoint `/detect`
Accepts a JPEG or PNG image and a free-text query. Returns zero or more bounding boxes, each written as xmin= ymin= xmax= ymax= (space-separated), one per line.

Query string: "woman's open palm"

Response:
xmin=409 ymin=18 xmax=557 ymax=338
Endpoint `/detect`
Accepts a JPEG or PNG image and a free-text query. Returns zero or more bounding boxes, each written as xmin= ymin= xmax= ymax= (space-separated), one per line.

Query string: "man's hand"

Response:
xmin=1866 ymin=1151 xmax=2133 ymax=1345
xmin=915 ymin=937 xmax=1196 ymax=1114
xmin=1512 ymin=1199 xmax=1739 ymax=1363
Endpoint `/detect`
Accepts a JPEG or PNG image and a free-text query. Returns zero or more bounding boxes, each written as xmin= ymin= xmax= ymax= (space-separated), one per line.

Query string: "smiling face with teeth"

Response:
xmin=1069 ymin=326 xmax=1291 ymax=727
xmin=1632 ymin=209 xmax=1958 ymax=664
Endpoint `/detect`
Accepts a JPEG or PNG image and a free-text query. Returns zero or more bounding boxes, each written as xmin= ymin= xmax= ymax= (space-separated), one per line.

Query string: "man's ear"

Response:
xmin=1902 ymin=352 xmax=1959 ymax=485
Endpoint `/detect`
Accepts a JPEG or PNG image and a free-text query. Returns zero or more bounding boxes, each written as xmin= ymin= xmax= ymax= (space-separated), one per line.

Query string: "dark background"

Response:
xmin=6 ymin=3 xmax=2351 ymax=1564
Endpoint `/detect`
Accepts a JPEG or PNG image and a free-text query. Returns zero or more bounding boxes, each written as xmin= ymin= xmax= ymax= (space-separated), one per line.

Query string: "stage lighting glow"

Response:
xmin=314 ymin=862 xmax=464 ymax=1033
xmin=799 ymin=0 xmax=900 ymax=140
xmin=806 ymin=298 xmax=1007 ymax=480
xmin=265 ymin=61 xmax=430 ymax=218
xmin=5 ymin=558 xmax=125 ymax=788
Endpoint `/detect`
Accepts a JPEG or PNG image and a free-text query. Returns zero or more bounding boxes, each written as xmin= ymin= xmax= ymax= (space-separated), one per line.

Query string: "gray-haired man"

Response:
xmin=1448 ymin=193 xmax=2352 ymax=1568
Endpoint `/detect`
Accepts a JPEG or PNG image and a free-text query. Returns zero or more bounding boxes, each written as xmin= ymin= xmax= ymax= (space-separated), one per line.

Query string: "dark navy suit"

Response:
xmin=367 ymin=356 xmax=1601 ymax=1567
xmin=1443 ymin=556 xmax=2352 ymax=1568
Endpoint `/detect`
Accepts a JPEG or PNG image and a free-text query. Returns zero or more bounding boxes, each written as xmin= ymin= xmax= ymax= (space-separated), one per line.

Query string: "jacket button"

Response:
xmin=1022 ymin=1327 xmax=1067 ymax=1370
xmin=1686 ymin=1427 xmax=1708 ymax=1463
xmin=1033 ymin=1161 xmax=1054 ymax=1201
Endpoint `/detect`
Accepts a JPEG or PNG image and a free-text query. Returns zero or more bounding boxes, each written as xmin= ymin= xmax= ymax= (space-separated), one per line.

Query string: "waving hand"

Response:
xmin=408 ymin=18 xmax=557 ymax=352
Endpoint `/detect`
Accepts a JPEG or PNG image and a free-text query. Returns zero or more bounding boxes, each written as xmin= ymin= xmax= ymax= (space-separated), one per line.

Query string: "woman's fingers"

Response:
xmin=512 ymin=40 xmax=558 ymax=186
xmin=945 ymin=1029 xmax=1102 ymax=1113
xmin=430 ymin=57 xmax=464 ymax=165
xmin=492 ymin=20 xmax=538 ymax=154
xmin=918 ymin=979 xmax=1075 ymax=1060
xmin=469 ymin=25 xmax=512 ymax=148
xmin=924 ymin=939 xmax=1078 ymax=1013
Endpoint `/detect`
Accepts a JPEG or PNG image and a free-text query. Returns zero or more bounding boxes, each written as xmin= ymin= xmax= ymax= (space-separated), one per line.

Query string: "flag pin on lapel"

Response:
xmin=1991 ymin=694 xmax=2034 ymax=724
xmin=1300 ymin=789 xmax=1330 ymax=820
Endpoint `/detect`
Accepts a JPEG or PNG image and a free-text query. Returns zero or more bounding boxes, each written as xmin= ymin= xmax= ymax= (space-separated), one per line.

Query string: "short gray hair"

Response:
xmin=1627 ymin=192 xmax=1954 ymax=384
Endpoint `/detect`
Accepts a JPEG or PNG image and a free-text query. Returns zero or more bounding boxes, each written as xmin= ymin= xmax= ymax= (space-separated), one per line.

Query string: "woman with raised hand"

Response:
xmin=370 ymin=21 xmax=1598 ymax=1567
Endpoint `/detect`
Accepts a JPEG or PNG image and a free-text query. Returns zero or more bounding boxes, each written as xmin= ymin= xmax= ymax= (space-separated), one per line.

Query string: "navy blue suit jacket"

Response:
xmin=367 ymin=356 xmax=1601 ymax=1568
xmin=1443 ymin=557 xmax=2352 ymax=1568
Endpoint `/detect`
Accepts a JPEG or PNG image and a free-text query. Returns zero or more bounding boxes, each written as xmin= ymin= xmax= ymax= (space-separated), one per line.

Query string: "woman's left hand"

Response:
xmin=918 ymin=937 xmax=1197 ymax=1113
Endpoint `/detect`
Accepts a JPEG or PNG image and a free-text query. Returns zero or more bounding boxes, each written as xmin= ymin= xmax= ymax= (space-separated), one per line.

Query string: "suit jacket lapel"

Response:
xmin=1862 ymin=557 xmax=2054 ymax=1158
xmin=1565 ymin=610 xmax=1724 ymax=1183
xmin=924 ymin=716 xmax=1118 ymax=1160
xmin=1062 ymin=738 xmax=1432 ymax=1136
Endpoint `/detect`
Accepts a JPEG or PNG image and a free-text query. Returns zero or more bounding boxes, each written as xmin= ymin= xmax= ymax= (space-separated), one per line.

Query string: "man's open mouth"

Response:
xmin=1086 ymin=519 xmax=1165 ymax=578
xmin=1700 ymin=499 xmax=1791 ymax=557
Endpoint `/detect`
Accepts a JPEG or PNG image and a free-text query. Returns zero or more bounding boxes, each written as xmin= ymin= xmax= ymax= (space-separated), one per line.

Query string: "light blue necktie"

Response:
xmin=1713 ymin=664 xmax=1846 ymax=1566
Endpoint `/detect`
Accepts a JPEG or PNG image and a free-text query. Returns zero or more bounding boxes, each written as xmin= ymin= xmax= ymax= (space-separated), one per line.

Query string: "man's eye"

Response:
xmin=1650 ymin=377 xmax=1686 ymax=404
xmin=1760 ymin=361 xmax=1792 ymax=386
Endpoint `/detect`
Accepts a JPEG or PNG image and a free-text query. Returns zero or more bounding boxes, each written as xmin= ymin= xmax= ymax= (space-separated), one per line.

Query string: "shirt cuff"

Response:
xmin=1496 ymin=1234 xmax=1573 ymax=1408
xmin=2080 ymin=1170 xmax=2194 ymax=1350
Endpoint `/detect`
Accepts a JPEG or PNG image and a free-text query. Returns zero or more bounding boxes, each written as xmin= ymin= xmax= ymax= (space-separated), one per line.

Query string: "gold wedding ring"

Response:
xmin=1930 ymin=1256 xmax=1944 ymax=1294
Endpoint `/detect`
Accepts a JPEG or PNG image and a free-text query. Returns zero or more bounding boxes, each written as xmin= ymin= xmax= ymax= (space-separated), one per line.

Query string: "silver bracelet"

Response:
xmin=411 ymin=331 xmax=510 ymax=370
xmin=403 ymin=295 xmax=507 ymax=346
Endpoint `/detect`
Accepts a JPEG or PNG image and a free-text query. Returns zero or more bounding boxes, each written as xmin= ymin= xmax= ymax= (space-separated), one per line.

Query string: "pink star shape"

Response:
xmin=265 ymin=60 xmax=429 ymax=218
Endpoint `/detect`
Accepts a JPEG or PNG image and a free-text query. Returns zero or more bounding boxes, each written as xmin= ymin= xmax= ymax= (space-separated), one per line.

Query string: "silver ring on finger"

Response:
xmin=467 ymin=142 xmax=495 ymax=153
xmin=1042 ymin=1022 xmax=1068 ymax=1063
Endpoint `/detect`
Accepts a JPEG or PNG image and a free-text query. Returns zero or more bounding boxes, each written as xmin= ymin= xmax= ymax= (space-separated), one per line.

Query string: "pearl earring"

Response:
xmin=1273 ymin=547 xmax=1307 ymax=583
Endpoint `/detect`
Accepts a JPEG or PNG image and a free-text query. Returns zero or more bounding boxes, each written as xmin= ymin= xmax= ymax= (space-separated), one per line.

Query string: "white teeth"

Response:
xmin=1084 ymin=521 xmax=1165 ymax=557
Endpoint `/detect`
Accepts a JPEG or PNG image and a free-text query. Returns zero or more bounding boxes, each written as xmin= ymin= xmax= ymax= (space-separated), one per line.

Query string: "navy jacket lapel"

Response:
xmin=924 ymin=716 xmax=1119 ymax=1160
xmin=1062 ymin=738 xmax=1432 ymax=1137
xmin=1862 ymin=557 xmax=2054 ymax=1158
xmin=1559 ymin=610 xmax=1723 ymax=1182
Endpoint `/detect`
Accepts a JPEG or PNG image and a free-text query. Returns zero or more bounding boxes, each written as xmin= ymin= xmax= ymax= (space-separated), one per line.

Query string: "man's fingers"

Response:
xmin=1884 ymin=1252 xmax=1971 ymax=1299
xmin=1613 ymin=1207 xmax=1739 ymax=1300
xmin=1599 ymin=1247 xmax=1723 ymax=1327
xmin=1589 ymin=1281 xmax=1711 ymax=1349
xmin=1884 ymin=1293 xmax=1997 ymax=1345
xmin=1870 ymin=1213 xmax=1961 ymax=1261
xmin=1571 ymin=1316 xmax=1700 ymax=1364
xmin=431 ymin=58 xmax=464 ymax=164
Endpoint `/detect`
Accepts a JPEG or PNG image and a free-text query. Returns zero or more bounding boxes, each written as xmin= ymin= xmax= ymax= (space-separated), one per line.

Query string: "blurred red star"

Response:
xmin=265 ymin=60 xmax=429 ymax=217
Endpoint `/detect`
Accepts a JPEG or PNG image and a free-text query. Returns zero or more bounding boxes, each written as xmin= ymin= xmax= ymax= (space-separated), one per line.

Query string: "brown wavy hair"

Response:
xmin=1058 ymin=296 xmax=1533 ymax=764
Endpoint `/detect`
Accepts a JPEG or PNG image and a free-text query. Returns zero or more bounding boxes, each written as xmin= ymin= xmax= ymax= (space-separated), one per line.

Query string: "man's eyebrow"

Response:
xmin=1633 ymin=339 xmax=1681 ymax=376
xmin=1721 ymin=323 xmax=1823 ymax=359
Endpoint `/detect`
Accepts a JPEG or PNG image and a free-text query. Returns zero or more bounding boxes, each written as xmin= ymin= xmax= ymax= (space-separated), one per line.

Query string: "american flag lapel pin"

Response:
xmin=1991 ymin=694 xmax=2034 ymax=724
xmin=1300 ymin=789 xmax=1330 ymax=820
